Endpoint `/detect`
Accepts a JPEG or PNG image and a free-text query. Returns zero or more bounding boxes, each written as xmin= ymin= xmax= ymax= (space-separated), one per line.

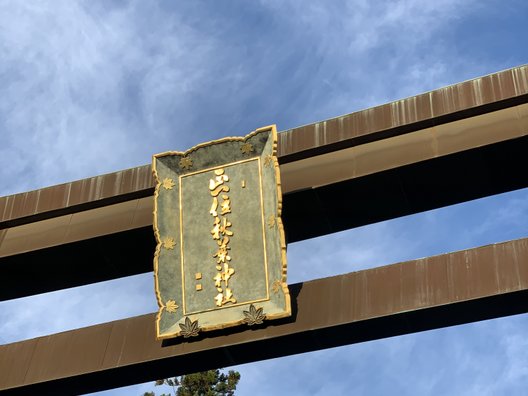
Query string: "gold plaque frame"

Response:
xmin=153 ymin=125 xmax=291 ymax=340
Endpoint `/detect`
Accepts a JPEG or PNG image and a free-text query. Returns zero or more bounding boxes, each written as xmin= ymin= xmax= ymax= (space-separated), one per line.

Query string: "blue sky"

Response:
xmin=1 ymin=1 xmax=528 ymax=395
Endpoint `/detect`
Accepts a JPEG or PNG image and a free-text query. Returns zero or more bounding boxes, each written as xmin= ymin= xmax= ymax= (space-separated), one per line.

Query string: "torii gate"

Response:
xmin=1 ymin=65 xmax=528 ymax=395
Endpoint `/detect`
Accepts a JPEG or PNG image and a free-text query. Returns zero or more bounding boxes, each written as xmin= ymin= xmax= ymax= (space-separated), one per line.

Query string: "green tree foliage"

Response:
xmin=143 ymin=369 xmax=241 ymax=396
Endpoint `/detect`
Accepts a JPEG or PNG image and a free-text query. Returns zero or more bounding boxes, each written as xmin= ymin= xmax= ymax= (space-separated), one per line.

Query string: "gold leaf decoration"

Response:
xmin=272 ymin=280 xmax=281 ymax=294
xmin=162 ymin=177 xmax=175 ymax=190
xmin=165 ymin=300 xmax=179 ymax=313
xmin=162 ymin=237 xmax=176 ymax=250
xmin=179 ymin=316 xmax=200 ymax=338
xmin=179 ymin=156 xmax=193 ymax=170
xmin=264 ymin=154 xmax=273 ymax=167
xmin=242 ymin=304 xmax=265 ymax=326
xmin=267 ymin=214 xmax=276 ymax=228
xmin=240 ymin=142 xmax=254 ymax=155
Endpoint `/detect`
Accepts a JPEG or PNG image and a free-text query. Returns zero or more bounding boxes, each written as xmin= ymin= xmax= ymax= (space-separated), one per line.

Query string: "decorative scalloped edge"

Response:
xmin=152 ymin=125 xmax=291 ymax=340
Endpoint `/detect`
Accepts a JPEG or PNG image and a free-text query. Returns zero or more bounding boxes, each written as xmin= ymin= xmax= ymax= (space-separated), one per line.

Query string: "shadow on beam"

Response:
xmin=283 ymin=134 xmax=528 ymax=242
xmin=2 ymin=135 xmax=528 ymax=301
xmin=6 ymin=291 xmax=528 ymax=396
xmin=1 ymin=237 xmax=528 ymax=395
xmin=0 ymin=227 xmax=156 ymax=301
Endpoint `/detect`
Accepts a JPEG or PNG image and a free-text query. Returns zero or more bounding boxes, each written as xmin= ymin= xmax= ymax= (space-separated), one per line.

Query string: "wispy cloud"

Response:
xmin=2 ymin=1 xmax=528 ymax=395
xmin=257 ymin=0 xmax=506 ymax=120
xmin=1 ymin=0 xmax=515 ymax=196
xmin=0 ymin=1 xmax=245 ymax=194
xmin=0 ymin=273 xmax=155 ymax=344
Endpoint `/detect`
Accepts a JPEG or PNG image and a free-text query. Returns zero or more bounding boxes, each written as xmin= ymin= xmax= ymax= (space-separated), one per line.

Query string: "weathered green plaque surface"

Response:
xmin=153 ymin=125 xmax=291 ymax=339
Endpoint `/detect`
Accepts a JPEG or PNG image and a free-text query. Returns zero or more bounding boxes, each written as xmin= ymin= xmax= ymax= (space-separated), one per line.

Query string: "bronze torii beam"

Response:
xmin=1 ymin=65 xmax=527 ymax=301
xmin=1 ymin=65 xmax=528 ymax=394
xmin=1 ymin=238 xmax=528 ymax=395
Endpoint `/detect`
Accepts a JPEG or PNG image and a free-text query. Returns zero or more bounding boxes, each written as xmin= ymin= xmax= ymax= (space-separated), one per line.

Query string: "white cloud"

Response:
xmin=2 ymin=0 xmax=528 ymax=395
xmin=257 ymin=0 xmax=502 ymax=121
xmin=0 ymin=0 xmax=512 ymax=197
xmin=0 ymin=273 xmax=156 ymax=344
xmin=0 ymin=1 xmax=238 ymax=194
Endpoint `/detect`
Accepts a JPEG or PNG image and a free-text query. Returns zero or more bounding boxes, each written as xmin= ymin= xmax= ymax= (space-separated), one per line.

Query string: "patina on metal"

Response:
xmin=152 ymin=125 xmax=291 ymax=339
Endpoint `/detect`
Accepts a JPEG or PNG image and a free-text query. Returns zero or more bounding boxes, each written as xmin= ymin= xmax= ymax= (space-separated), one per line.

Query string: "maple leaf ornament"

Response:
xmin=179 ymin=317 xmax=200 ymax=338
xmin=165 ymin=300 xmax=179 ymax=313
xmin=162 ymin=178 xmax=175 ymax=190
xmin=240 ymin=142 xmax=254 ymax=155
xmin=179 ymin=156 xmax=193 ymax=170
xmin=162 ymin=237 xmax=176 ymax=250
xmin=243 ymin=304 xmax=265 ymax=326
